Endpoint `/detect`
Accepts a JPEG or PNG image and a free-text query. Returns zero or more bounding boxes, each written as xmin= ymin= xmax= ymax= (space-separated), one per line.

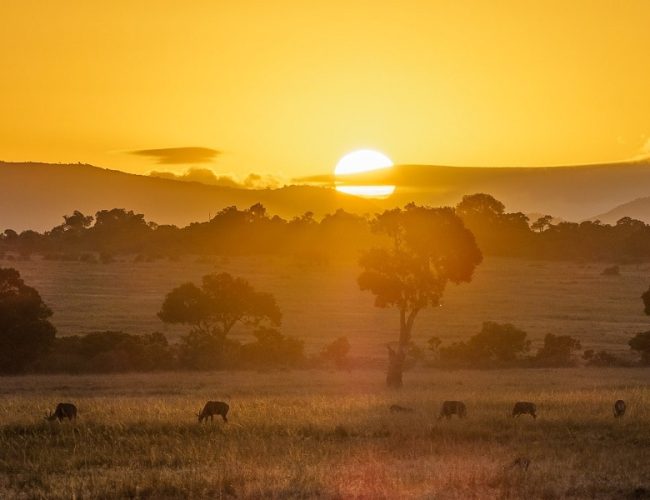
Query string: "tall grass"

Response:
xmin=1 ymin=368 xmax=648 ymax=498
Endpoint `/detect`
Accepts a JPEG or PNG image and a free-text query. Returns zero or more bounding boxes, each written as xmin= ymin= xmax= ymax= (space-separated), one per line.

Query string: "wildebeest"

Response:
xmin=389 ymin=404 xmax=415 ymax=413
xmin=613 ymin=399 xmax=626 ymax=418
xmin=45 ymin=402 xmax=77 ymax=422
xmin=197 ymin=401 xmax=229 ymax=423
xmin=512 ymin=401 xmax=537 ymax=419
xmin=438 ymin=400 xmax=466 ymax=419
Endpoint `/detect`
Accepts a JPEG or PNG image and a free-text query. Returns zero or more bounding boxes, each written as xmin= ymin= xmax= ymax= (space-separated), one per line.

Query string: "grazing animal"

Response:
xmin=389 ymin=404 xmax=415 ymax=413
xmin=613 ymin=399 xmax=626 ymax=418
xmin=512 ymin=401 xmax=537 ymax=419
xmin=438 ymin=400 xmax=466 ymax=419
xmin=45 ymin=402 xmax=77 ymax=422
xmin=197 ymin=401 xmax=229 ymax=423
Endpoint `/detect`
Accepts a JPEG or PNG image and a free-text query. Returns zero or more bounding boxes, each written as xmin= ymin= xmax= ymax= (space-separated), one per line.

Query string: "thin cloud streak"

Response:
xmin=131 ymin=147 xmax=220 ymax=164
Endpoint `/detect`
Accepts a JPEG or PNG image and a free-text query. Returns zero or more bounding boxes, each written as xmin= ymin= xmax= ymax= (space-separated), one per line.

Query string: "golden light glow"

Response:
xmin=334 ymin=150 xmax=394 ymax=176
xmin=335 ymin=150 xmax=395 ymax=197
xmin=336 ymin=185 xmax=396 ymax=197
xmin=1 ymin=2 xmax=650 ymax=177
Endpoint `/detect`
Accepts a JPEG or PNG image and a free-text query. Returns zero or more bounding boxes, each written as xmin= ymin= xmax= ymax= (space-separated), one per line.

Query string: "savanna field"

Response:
xmin=6 ymin=256 xmax=650 ymax=357
xmin=1 ymin=369 xmax=649 ymax=499
xmin=2 ymin=255 xmax=650 ymax=498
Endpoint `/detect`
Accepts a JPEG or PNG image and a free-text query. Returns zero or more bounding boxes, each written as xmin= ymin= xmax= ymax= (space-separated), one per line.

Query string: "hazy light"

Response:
xmin=336 ymin=185 xmax=396 ymax=197
xmin=334 ymin=149 xmax=393 ymax=175
xmin=334 ymin=149 xmax=395 ymax=197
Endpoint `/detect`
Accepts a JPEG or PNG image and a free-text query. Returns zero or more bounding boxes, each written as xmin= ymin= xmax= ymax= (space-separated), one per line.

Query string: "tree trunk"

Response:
xmin=386 ymin=346 xmax=405 ymax=388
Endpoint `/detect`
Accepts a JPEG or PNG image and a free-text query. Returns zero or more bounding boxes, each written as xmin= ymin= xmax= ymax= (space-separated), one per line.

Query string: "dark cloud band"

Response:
xmin=131 ymin=147 xmax=220 ymax=164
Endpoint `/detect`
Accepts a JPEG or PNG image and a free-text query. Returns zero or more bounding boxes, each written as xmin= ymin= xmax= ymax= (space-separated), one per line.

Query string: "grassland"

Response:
xmin=5 ymin=256 xmax=650 ymax=359
xmin=1 ymin=368 xmax=649 ymax=499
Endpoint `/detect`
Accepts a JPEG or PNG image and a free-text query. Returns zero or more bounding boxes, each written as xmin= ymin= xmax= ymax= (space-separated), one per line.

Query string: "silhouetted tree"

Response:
xmin=629 ymin=331 xmax=650 ymax=365
xmin=642 ymin=286 xmax=650 ymax=315
xmin=358 ymin=204 xmax=482 ymax=387
xmin=159 ymin=272 xmax=281 ymax=369
xmin=531 ymin=215 xmax=553 ymax=233
xmin=241 ymin=327 xmax=305 ymax=368
xmin=438 ymin=322 xmax=529 ymax=367
xmin=321 ymin=336 xmax=351 ymax=368
xmin=0 ymin=267 xmax=56 ymax=373
xmin=534 ymin=333 xmax=582 ymax=367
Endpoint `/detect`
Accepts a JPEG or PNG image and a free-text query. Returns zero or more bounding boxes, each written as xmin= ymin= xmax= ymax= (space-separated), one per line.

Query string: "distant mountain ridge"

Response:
xmin=0 ymin=162 xmax=378 ymax=231
xmin=324 ymin=159 xmax=650 ymax=222
xmin=591 ymin=196 xmax=650 ymax=224
xmin=3 ymin=159 xmax=650 ymax=231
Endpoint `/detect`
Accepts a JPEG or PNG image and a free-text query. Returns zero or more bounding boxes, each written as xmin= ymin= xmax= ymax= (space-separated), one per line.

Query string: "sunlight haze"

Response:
xmin=2 ymin=0 xmax=650 ymax=179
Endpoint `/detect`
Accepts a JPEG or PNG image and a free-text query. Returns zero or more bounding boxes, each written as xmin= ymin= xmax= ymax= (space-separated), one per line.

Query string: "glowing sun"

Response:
xmin=334 ymin=149 xmax=396 ymax=197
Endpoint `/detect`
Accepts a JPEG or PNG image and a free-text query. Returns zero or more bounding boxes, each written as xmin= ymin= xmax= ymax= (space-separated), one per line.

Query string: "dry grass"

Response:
xmin=1 ymin=368 xmax=649 ymax=499
xmin=6 ymin=256 xmax=650 ymax=359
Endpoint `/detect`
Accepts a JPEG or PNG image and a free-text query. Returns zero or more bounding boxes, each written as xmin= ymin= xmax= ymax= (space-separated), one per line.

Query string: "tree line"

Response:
xmin=3 ymin=200 xmax=650 ymax=382
xmin=3 ymin=194 xmax=650 ymax=262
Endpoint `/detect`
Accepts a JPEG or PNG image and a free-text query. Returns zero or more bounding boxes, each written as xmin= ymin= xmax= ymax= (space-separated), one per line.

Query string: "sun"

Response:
xmin=334 ymin=149 xmax=396 ymax=197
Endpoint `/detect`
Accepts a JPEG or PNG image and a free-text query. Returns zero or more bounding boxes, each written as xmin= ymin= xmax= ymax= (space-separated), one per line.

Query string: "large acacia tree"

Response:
xmin=0 ymin=267 xmax=56 ymax=373
xmin=358 ymin=204 xmax=482 ymax=387
xmin=158 ymin=272 xmax=281 ymax=368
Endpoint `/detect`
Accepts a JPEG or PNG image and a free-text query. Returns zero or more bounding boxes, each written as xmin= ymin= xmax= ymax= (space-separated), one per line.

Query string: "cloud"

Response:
xmin=131 ymin=147 xmax=220 ymax=164
xmin=150 ymin=167 xmax=282 ymax=189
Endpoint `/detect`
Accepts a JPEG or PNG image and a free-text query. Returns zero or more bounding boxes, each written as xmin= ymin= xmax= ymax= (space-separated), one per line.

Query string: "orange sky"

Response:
xmin=2 ymin=0 xmax=650 ymax=181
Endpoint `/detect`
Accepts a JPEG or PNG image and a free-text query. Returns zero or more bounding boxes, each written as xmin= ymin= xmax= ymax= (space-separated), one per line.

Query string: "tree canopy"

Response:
xmin=0 ymin=267 xmax=56 ymax=373
xmin=358 ymin=204 xmax=482 ymax=386
xmin=158 ymin=272 xmax=281 ymax=338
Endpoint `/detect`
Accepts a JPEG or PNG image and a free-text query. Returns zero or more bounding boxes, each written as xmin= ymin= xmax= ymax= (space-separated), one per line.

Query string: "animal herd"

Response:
xmin=433 ymin=399 xmax=627 ymax=419
xmin=43 ymin=398 xmax=628 ymax=424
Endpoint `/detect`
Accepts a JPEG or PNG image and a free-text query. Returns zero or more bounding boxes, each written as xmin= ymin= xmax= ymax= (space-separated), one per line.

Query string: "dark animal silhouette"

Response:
xmin=438 ymin=400 xmax=466 ymax=419
xmin=614 ymin=399 xmax=626 ymax=418
xmin=512 ymin=401 xmax=537 ymax=418
xmin=45 ymin=402 xmax=77 ymax=422
xmin=197 ymin=401 xmax=229 ymax=423
xmin=389 ymin=404 xmax=415 ymax=413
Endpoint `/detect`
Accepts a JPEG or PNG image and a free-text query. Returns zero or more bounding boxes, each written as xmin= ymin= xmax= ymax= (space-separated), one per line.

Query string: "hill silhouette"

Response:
xmin=4 ymin=159 xmax=650 ymax=231
xmin=300 ymin=159 xmax=650 ymax=221
xmin=591 ymin=196 xmax=650 ymax=224
xmin=0 ymin=162 xmax=378 ymax=231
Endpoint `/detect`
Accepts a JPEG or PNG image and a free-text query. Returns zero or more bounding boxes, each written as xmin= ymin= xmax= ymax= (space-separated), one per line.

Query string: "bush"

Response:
xmin=583 ymin=349 xmax=630 ymax=367
xmin=439 ymin=322 xmax=530 ymax=368
xmin=534 ymin=334 xmax=582 ymax=367
xmin=240 ymin=327 xmax=305 ymax=369
xmin=629 ymin=331 xmax=650 ymax=365
xmin=36 ymin=331 xmax=174 ymax=373
xmin=320 ymin=337 xmax=351 ymax=368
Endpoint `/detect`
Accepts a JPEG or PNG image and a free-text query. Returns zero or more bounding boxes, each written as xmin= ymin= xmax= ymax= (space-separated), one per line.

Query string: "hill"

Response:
xmin=4 ymin=159 xmax=650 ymax=231
xmin=309 ymin=159 xmax=650 ymax=221
xmin=591 ymin=196 xmax=650 ymax=224
xmin=0 ymin=162 xmax=378 ymax=231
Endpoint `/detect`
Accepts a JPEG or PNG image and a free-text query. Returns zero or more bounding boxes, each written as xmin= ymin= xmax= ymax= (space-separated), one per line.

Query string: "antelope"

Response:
xmin=197 ymin=401 xmax=229 ymax=423
xmin=45 ymin=402 xmax=77 ymax=422
xmin=389 ymin=404 xmax=415 ymax=413
xmin=613 ymin=399 xmax=626 ymax=418
xmin=512 ymin=401 xmax=537 ymax=419
xmin=438 ymin=400 xmax=466 ymax=419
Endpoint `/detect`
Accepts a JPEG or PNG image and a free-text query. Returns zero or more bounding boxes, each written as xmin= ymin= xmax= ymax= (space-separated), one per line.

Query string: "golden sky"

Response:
xmin=2 ymin=0 xmax=650 ymax=181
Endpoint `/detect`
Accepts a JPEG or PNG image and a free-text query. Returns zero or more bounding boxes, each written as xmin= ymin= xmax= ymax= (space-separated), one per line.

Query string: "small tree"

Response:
xmin=0 ymin=267 xmax=56 ymax=373
xmin=629 ymin=331 xmax=650 ymax=365
xmin=534 ymin=333 xmax=582 ymax=367
xmin=642 ymin=286 xmax=650 ymax=315
xmin=159 ymin=272 xmax=281 ymax=369
xmin=358 ymin=205 xmax=482 ymax=387
xmin=321 ymin=337 xmax=351 ymax=368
